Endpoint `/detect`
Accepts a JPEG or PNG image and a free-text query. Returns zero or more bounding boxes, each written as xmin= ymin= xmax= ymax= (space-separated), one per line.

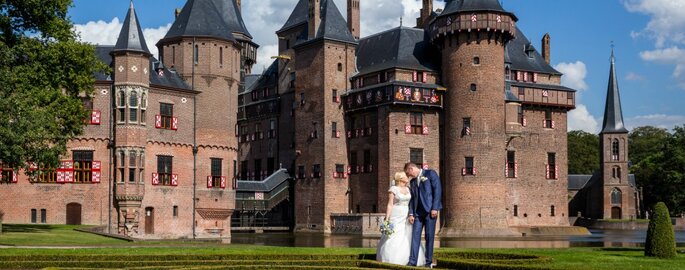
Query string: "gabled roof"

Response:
xmin=162 ymin=0 xmax=238 ymax=43
xmin=601 ymin=50 xmax=629 ymax=134
xmin=96 ymin=46 xmax=191 ymax=91
xmin=288 ymin=0 xmax=356 ymax=46
xmin=440 ymin=0 xmax=517 ymax=20
xmin=506 ymin=28 xmax=561 ymax=75
xmin=356 ymin=27 xmax=437 ymax=76
xmin=277 ymin=0 xmax=308 ymax=34
xmin=113 ymin=1 xmax=150 ymax=55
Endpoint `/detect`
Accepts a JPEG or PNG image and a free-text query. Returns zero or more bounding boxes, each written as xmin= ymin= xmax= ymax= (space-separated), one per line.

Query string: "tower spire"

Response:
xmin=601 ymin=47 xmax=628 ymax=134
xmin=113 ymin=0 xmax=151 ymax=55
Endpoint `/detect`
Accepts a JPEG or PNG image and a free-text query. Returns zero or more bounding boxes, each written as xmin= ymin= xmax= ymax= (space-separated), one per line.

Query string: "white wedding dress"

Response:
xmin=376 ymin=186 xmax=425 ymax=266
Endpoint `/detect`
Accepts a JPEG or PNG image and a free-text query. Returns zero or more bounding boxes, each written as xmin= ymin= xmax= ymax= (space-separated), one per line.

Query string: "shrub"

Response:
xmin=644 ymin=202 xmax=677 ymax=258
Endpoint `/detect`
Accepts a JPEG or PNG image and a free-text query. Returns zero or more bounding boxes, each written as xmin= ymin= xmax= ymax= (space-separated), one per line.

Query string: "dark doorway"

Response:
xmin=611 ymin=207 xmax=622 ymax=219
xmin=145 ymin=207 xmax=154 ymax=234
xmin=66 ymin=203 xmax=82 ymax=225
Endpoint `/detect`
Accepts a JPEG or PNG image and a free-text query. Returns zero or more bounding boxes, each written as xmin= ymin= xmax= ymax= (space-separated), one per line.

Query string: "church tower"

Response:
xmin=599 ymin=49 xmax=634 ymax=220
xmin=429 ymin=0 xmax=519 ymax=236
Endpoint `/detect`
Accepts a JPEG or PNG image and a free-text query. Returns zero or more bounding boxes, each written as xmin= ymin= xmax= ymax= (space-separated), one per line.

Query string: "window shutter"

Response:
xmin=347 ymin=131 xmax=352 ymax=138
xmin=422 ymin=126 xmax=429 ymax=135
xmin=473 ymin=167 xmax=477 ymax=175
xmin=63 ymin=161 xmax=74 ymax=183
xmin=346 ymin=166 xmax=352 ymax=175
xmin=152 ymin=173 xmax=159 ymax=185
xmin=12 ymin=171 xmax=18 ymax=183
xmin=155 ymin=115 xmax=162 ymax=128
xmin=360 ymin=128 xmax=365 ymax=137
xmin=207 ymin=176 xmax=213 ymax=188
xmin=462 ymin=168 xmax=467 ymax=176
xmin=172 ymin=117 xmax=179 ymax=130
xmin=522 ymin=117 xmax=527 ymax=127
xmin=422 ymin=72 xmax=427 ymax=83
xmin=333 ymin=171 xmax=339 ymax=178
xmin=555 ymin=165 xmax=559 ymax=180
xmin=377 ymin=73 xmax=381 ymax=83
xmin=515 ymin=162 xmax=518 ymax=178
xmin=533 ymin=73 xmax=538 ymax=83
xmin=335 ymin=131 xmax=341 ymax=138
xmin=90 ymin=110 xmax=101 ymax=125
xmin=171 ymin=174 xmax=178 ymax=186
xmin=413 ymin=71 xmax=418 ymax=82
xmin=92 ymin=161 xmax=102 ymax=183
xmin=505 ymin=162 xmax=508 ymax=177
xmin=405 ymin=125 xmax=412 ymax=134
xmin=369 ymin=164 xmax=373 ymax=172
xmin=546 ymin=165 xmax=550 ymax=179
xmin=517 ymin=71 xmax=522 ymax=81
xmin=220 ymin=176 xmax=226 ymax=189
xmin=523 ymin=72 xmax=528 ymax=81
xmin=551 ymin=120 xmax=556 ymax=129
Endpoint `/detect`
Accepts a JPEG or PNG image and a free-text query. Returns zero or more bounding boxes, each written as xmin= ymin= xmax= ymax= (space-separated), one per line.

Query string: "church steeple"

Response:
xmin=113 ymin=1 xmax=150 ymax=55
xmin=600 ymin=49 xmax=628 ymax=134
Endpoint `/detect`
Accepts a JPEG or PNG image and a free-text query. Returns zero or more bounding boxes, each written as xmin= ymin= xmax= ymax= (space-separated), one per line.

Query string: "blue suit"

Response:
xmin=408 ymin=169 xmax=442 ymax=266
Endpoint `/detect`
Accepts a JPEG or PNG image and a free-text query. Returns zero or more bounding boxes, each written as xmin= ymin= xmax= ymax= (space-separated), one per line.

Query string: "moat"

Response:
xmin=231 ymin=230 xmax=685 ymax=248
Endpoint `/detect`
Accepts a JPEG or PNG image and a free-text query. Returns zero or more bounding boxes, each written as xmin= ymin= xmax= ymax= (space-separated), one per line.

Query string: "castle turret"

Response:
xmin=429 ymin=0 xmax=519 ymax=236
xmin=599 ymin=49 xmax=634 ymax=220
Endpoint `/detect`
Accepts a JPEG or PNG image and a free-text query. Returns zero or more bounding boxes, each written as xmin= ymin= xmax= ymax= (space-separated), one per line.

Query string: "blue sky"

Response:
xmin=68 ymin=0 xmax=685 ymax=132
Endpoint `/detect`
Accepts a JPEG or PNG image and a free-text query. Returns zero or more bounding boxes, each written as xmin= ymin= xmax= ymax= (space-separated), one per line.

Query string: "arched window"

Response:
xmin=611 ymin=188 xmax=622 ymax=205
xmin=612 ymin=139 xmax=619 ymax=161
xmin=129 ymin=91 xmax=138 ymax=122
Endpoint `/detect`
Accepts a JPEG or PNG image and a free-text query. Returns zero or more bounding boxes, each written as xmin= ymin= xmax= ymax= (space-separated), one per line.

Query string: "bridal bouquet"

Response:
xmin=379 ymin=220 xmax=395 ymax=236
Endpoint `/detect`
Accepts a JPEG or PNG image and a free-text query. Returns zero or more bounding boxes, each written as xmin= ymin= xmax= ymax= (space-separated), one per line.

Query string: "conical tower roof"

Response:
xmin=162 ymin=0 xmax=244 ymax=42
xmin=113 ymin=1 xmax=151 ymax=55
xmin=601 ymin=49 xmax=629 ymax=134
xmin=440 ymin=0 xmax=517 ymax=20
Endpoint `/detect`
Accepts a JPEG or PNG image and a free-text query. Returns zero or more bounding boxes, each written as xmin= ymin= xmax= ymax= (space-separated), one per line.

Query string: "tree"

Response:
xmin=644 ymin=202 xmax=677 ymax=258
xmin=567 ymin=130 xmax=599 ymax=174
xmin=629 ymin=126 xmax=670 ymax=169
xmin=0 ymin=0 xmax=108 ymax=170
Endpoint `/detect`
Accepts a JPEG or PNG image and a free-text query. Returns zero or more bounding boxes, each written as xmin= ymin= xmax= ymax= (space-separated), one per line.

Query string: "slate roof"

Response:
xmin=283 ymin=0 xmax=356 ymax=46
xmin=601 ymin=50 xmax=629 ymax=134
xmin=568 ymin=172 xmax=637 ymax=190
xmin=440 ymin=0 xmax=517 ymax=20
xmin=356 ymin=27 xmax=437 ymax=76
xmin=162 ymin=0 xmax=243 ymax=43
xmin=506 ymin=28 xmax=561 ymax=75
xmin=236 ymin=169 xmax=291 ymax=192
xmin=243 ymin=74 xmax=260 ymax=93
xmin=113 ymin=1 xmax=150 ymax=55
xmin=95 ymin=46 xmax=191 ymax=91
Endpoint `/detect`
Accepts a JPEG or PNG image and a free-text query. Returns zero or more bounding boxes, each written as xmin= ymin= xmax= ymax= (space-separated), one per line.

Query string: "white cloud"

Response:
xmin=554 ymin=61 xmax=589 ymax=91
xmin=73 ymin=18 xmax=170 ymax=58
xmin=624 ymin=0 xmax=685 ymax=89
xmin=625 ymin=114 xmax=685 ymax=130
xmin=625 ymin=72 xmax=645 ymax=81
xmin=568 ymin=104 xmax=600 ymax=133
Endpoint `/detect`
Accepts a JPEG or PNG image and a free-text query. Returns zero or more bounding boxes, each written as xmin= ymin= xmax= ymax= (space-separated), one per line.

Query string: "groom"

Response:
xmin=405 ymin=162 xmax=442 ymax=268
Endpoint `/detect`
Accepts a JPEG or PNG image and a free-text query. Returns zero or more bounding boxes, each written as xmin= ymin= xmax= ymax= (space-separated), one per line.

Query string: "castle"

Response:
xmin=0 ymin=0 xmax=638 ymax=239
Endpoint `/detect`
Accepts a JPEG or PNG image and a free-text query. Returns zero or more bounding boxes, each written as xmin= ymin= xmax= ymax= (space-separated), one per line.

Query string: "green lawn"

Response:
xmin=1 ymin=224 xmax=684 ymax=270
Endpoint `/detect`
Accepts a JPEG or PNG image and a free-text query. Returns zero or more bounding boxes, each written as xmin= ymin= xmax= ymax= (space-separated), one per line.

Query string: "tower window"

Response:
xmin=194 ymin=45 xmax=199 ymax=64
xmin=219 ymin=47 xmax=223 ymax=66
xmin=551 ymin=205 xmax=556 ymax=217
xmin=612 ymin=139 xmax=620 ymax=161
xmin=470 ymin=84 xmax=477 ymax=92
xmin=410 ymin=112 xmax=423 ymax=134
xmin=465 ymin=157 xmax=475 ymax=175
xmin=473 ymin=56 xmax=480 ymax=65
xmin=513 ymin=205 xmax=518 ymax=217
xmin=410 ymin=148 xmax=424 ymax=166
xmin=507 ymin=151 xmax=516 ymax=178
xmin=547 ymin=153 xmax=557 ymax=179
xmin=337 ymin=63 xmax=343 ymax=72
xmin=611 ymin=188 xmax=622 ymax=205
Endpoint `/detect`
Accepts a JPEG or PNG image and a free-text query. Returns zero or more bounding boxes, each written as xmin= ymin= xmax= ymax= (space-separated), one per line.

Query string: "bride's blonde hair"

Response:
xmin=394 ymin=172 xmax=409 ymax=186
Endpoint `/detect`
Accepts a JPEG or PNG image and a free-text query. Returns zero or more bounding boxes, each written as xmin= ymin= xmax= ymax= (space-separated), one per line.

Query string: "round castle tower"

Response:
xmin=429 ymin=0 xmax=518 ymax=236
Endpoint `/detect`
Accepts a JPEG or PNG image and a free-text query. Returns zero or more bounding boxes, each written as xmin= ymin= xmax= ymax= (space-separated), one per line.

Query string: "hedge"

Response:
xmin=645 ymin=202 xmax=677 ymax=258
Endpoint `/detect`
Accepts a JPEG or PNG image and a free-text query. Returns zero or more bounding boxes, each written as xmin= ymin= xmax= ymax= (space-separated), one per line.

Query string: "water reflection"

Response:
xmin=231 ymin=230 xmax=685 ymax=249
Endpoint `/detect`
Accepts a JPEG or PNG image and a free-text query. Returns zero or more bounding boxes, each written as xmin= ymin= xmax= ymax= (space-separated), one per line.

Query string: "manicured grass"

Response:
xmin=0 ymin=224 xmax=128 ymax=246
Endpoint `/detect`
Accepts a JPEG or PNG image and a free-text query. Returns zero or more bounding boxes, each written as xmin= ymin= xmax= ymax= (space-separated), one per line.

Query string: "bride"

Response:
xmin=376 ymin=172 xmax=425 ymax=266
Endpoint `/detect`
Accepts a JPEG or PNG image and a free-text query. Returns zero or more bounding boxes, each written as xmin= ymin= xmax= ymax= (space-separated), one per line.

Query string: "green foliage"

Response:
xmin=567 ymin=130 xmax=599 ymax=174
xmin=629 ymin=126 xmax=670 ymax=168
xmin=645 ymin=202 xmax=677 ymax=258
xmin=0 ymin=0 xmax=108 ymax=170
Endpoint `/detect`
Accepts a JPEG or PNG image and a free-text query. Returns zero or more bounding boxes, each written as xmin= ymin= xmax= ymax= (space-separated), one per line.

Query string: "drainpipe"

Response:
xmin=192 ymin=37 xmax=197 ymax=239
xmin=108 ymin=83 xmax=115 ymax=234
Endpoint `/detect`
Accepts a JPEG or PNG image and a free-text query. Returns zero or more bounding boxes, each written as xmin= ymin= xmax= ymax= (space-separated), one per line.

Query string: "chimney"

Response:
xmin=347 ymin=0 xmax=360 ymax=40
xmin=236 ymin=0 xmax=241 ymax=10
xmin=308 ymin=0 xmax=321 ymax=39
xmin=175 ymin=8 xmax=181 ymax=18
xmin=542 ymin=33 xmax=551 ymax=64
xmin=416 ymin=0 xmax=433 ymax=28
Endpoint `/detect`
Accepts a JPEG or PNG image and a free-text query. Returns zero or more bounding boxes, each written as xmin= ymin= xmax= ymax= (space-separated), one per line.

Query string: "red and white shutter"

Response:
xmin=90 ymin=110 xmax=101 ymax=125
xmin=171 ymin=174 xmax=178 ymax=186
xmin=172 ymin=117 xmax=178 ymax=130
xmin=555 ymin=165 xmax=559 ymax=180
xmin=347 ymin=131 xmax=352 ymax=138
xmin=92 ymin=161 xmax=101 ymax=183
xmin=63 ymin=161 xmax=74 ymax=183
xmin=523 ymin=72 xmax=528 ymax=82
xmin=551 ymin=120 xmax=556 ymax=129
xmin=336 ymin=131 xmax=341 ymax=138
xmin=413 ymin=71 xmax=418 ymax=82
xmin=152 ymin=173 xmax=159 ymax=185
xmin=545 ymin=165 xmax=550 ymax=179
xmin=522 ymin=117 xmax=527 ymax=127
xmin=516 ymin=71 xmax=522 ymax=81
xmin=473 ymin=167 xmax=478 ymax=175
xmin=422 ymin=72 xmax=427 ymax=83
xmin=220 ymin=176 xmax=226 ymax=189
xmin=207 ymin=176 xmax=213 ymax=188
xmin=405 ymin=125 xmax=412 ymax=134
xmin=12 ymin=171 xmax=18 ymax=183
xmin=369 ymin=164 xmax=373 ymax=172
xmin=505 ymin=162 xmax=509 ymax=177
xmin=333 ymin=171 xmax=339 ymax=178
xmin=533 ymin=73 xmax=538 ymax=83
xmin=462 ymin=168 xmax=467 ymax=176
xmin=155 ymin=115 xmax=162 ymax=128
xmin=422 ymin=126 xmax=429 ymax=135
xmin=514 ymin=163 xmax=519 ymax=178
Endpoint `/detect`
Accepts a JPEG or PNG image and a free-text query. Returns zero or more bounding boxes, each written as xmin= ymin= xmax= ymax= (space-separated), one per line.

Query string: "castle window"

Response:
xmin=290 ymin=72 xmax=296 ymax=88
xmin=505 ymin=66 xmax=511 ymax=80
xmin=544 ymin=110 xmax=553 ymax=128
xmin=612 ymin=139 xmax=620 ymax=161
xmin=312 ymin=164 xmax=321 ymax=178
xmin=129 ymin=151 xmax=136 ymax=183
xmin=157 ymin=155 xmax=173 ymax=186
xmin=335 ymin=164 xmax=345 ymax=178
xmin=518 ymin=87 xmax=525 ymax=97
xmin=300 ymin=93 xmax=305 ymax=107
xmin=160 ymin=103 xmax=174 ymax=130
xmin=139 ymin=152 xmax=145 ymax=183
xmin=269 ymin=120 xmax=276 ymax=138
xmin=73 ymin=150 xmax=94 ymax=183
xmin=473 ymin=56 xmax=480 ymax=65
xmin=255 ymin=123 xmax=262 ymax=140
xmin=332 ymin=122 xmax=338 ymax=138
xmin=33 ymin=163 xmax=57 ymax=183
xmin=173 ymin=206 xmax=178 ymax=217
xmin=506 ymin=151 xmax=516 ymax=178
xmin=31 ymin=209 xmax=37 ymax=223
xmin=172 ymin=46 xmax=176 ymax=65
xmin=118 ymin=151 xmax=125 ymax=183
xmin=513 ymin=205 xmax=518 ymax=216
xmin=117 ymin=91 xmax=126 ymax=123
xmin=332 ymin=89 xmax=339 ymax=103
xmin=219 ymin=47 xmax=223 ymax=67
xmin=410 ymin=112 xmax=423 ymax=134
xmin=337 ymin=63 xmax=343 ymax=72
xmin=129 ymin=91 xmax=138 ymax=122
xmin=210 ymin=158 xmax=222 ymax=188
xmin=410 ymin=148 xmax=424 ymax=166
xmin=547 ymin=153 xmax=557 ymax=179
xmin=518 ymin=107 xmax=524 ymax=125
xmin=40 ymin=209 xmax=46 ymax=223
xmin=465 ymin=157 xmax=475 ymax=175
xmin=470 ymin=83 xmax=477 ymax=92
xmin=194 ymin=45 xmax=199 ymax=64
xmin=140 ymin=93 xmax=147 ymax=124
xmin=462 ymin=118 xmax=471 ymax=136
xmin=551 ymin=205 xmax=556 ymax=216
xmin=286 ymin=39 xmax=290 ymax=49
xmin=611 ymin=188 xmax=622 ymax=205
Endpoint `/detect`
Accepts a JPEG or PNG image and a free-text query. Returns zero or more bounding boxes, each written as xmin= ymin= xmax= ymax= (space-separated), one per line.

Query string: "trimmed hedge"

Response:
xmin=645 ymin=202 xmax=677 ymax=258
